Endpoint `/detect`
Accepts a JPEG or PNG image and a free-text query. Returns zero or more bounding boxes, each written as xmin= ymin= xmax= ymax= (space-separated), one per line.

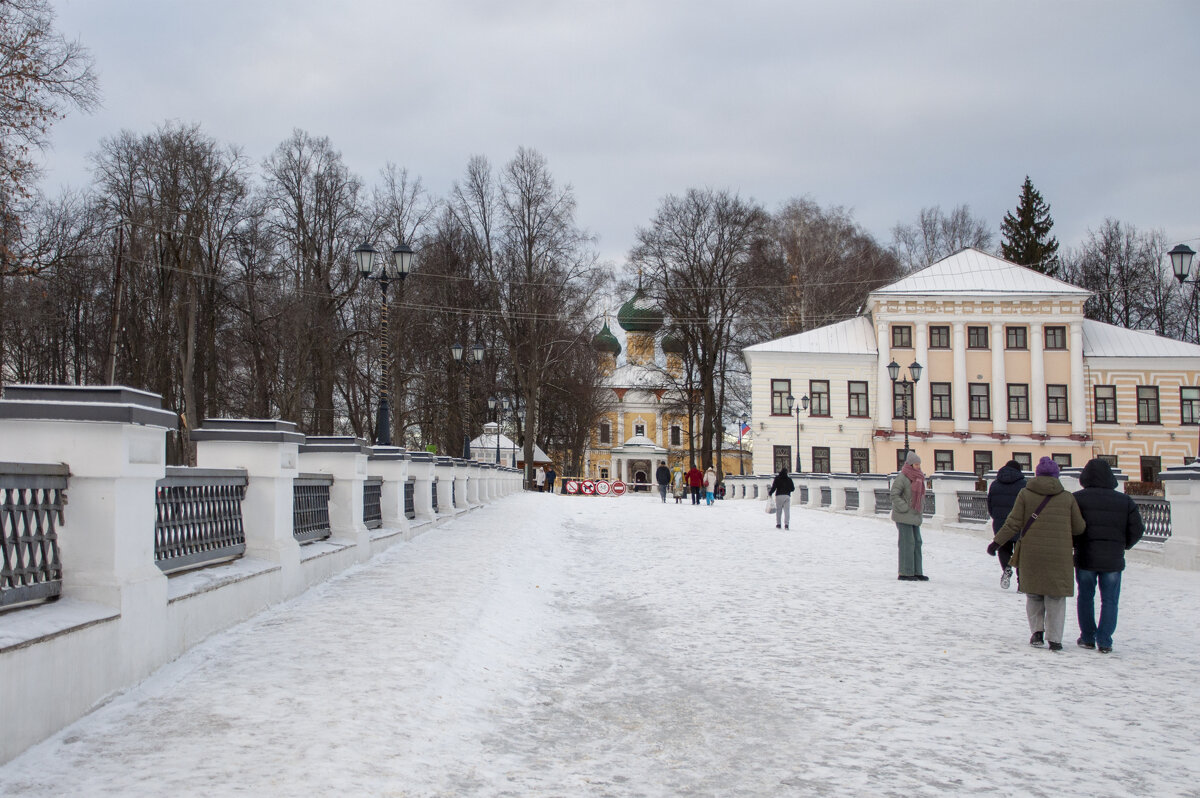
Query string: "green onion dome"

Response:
xmin=616 ymin=288 xmax=664 ymax=333
xmin=592 ymin=321 xmax=621 ymax=355
xmin=660 ymin=329 xmax=685 ymax=356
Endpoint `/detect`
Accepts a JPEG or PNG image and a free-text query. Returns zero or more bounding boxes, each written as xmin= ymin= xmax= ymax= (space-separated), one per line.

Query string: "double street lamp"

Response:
xmin=487 ymin=396 xmax=512 ymax=465
xmin=355 ymin=240 xmax=415 ymax=446
xmin=887 ymin=360 xmax=923 ymax=461
xmin=451 ymin=341 xmax=486 ymax=459
xmin=785 ymin=393 xmax=809 ymax=472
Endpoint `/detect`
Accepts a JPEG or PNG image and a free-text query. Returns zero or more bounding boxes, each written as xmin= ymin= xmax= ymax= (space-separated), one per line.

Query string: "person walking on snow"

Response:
xmin=891 ymin=451 xmax=928 ymax=582
xmin=534 ymin=466 xmax=545 ymax=492
xmin=988 ymin=456 xmax=1085 ymax=652
xmin=767 ymin=467 xmax=794 ymax=529
xmin=1072 ymin=457 xmax=1144 ymax=654
xmin=655 ymin=461 xmax=671 ymax=503
xmin=545 ymin=466 xmax=556 ymax=495
xmin=703 ymin=467 xmax=718 ymax=505
xmin=987 ymin=459 xmax=1027 ymax=590
xmin=672 ymin=467 xmax=685 ymax=503
xmin=687 ymin=465 xmax=703 ymax=505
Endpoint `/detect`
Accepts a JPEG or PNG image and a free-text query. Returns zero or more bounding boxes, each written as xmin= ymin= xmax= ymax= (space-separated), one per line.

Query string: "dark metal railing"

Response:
xmin=1 ymin=463 xmax=67 ymax=610
xmin=1132 ymin=496 xmax=1171 ymax=542
xmin=155 ymin=467 xmax=247 ymax=574
xmin=923 ymin=492 xmax=936 ymax=517
xmin=799 ymin=486 xmax=809 ymax=504
xmin=820 ymin=487 xmax=831 ymax=507
xmin=363 ymin=477 xmax=382 ymax=530
xmin=452 ymin=480 xmax=456 ymax=507
xmin=431 ymin=479 xmax=438 ymax=513
xmin=845 ymin=488 xmax=859 ymax=510
xmin=293 ymin=474 xmax=333 ymax=544
xmin=957 ymin=491 xmax=989 ymax=523
xmin=404 ymin=478 xmax=416 ymax=520
xmin=874 ymin=489 xmax=892 ymax=514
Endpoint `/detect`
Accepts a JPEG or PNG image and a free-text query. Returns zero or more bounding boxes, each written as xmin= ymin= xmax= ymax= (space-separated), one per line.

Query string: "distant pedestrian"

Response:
xmin=655 ymin=461 xmax=671 ymax=503
xmin=891 ymin=451 xmax=928 ymax=582
xmin=545 ymin=467 xmax=556 ymax=495
xmin=987 ymin=460 xmax=1027 ymax=590
xmin=687 ymin=465 xmax=703 ymax=505
xmin=1072 ymin=458 xmax=1144 ymax=654
xmin=768 ymin=467 xmax=794 ymax=529
xmin=704 ymin=467 xmax=718 ymax=505
xmin=535 ymin=466 xmax=545 ymax=492
xmin=672 ymin=467 xmax=686 ymax=503
xmin=989 ymin=457 xmax=1085 ymax=652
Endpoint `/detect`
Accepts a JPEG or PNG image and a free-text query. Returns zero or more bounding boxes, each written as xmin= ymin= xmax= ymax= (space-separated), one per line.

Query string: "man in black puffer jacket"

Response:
xmin=1073 ymin=458 xmax=1144 ymax=654
xmin=987 ymin=460 xmax=1027 ymax=590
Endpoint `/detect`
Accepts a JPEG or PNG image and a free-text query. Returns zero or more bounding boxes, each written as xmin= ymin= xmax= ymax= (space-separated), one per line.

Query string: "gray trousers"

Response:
xmin=896 ymin=523 xmax=923 ymax=576
xmin=1026 ymin=594 xmax=1067 ymax=645
xmin=774 ymin=494 xmax=791 ymax=527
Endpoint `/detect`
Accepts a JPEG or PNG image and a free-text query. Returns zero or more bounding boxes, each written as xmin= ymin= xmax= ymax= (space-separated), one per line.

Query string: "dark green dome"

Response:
xmin=616 ymin=288 xmax=664 ymax=333
xmin=592 ymin=321 xmax=621 ymax=355
xmin=661 ymin=329 xmax=685 ymax=355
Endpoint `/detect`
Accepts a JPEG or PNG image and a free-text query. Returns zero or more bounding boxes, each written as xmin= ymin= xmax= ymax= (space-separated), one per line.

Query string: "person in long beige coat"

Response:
xmin=989 ymin=457 xmax=1085 ymax=651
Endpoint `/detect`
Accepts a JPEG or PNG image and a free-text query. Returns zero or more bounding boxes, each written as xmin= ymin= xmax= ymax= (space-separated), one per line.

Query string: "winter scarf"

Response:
xmin=901 ymin=463 xmax=926 ymax=509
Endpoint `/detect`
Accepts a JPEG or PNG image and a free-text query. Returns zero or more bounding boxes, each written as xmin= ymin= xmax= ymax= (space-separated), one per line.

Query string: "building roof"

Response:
xmin=1082 ymin=319 xmax=1200 ymax=359
xmin=603 ymin=362 xmax=672 ymax=389
xmin=743 ymin=316 xmax=877 ymax=355
xmin=871 ymin=248 xmax=1091 ymax=298
xmin=469 ymin=427 xmax=550 ymax=463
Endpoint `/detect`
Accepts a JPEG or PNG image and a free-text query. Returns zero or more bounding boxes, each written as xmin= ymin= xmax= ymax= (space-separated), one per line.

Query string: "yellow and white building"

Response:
xmin=745 ymin=249 xmax=1200 ymax=481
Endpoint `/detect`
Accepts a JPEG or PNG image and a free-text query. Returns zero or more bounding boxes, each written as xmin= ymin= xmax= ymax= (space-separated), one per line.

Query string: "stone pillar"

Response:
xmin=929 ymin=471 xmax=978 ymax=528
xmin=407 ymin=452 xmax=435 ymax=520
xmin=452 ymin=458 xmax=470 ymax=510
xmin=855 ymin=473 xmax=890 ymax=516
xmin=366 ymin=446 xmax=410 ymax=530
xmin=434 ymin=457 xmax=456 ymax=514
xmin=299 ymin=436 xmax=371 ymax=559
xmin=192 ymin=418 xmax=306 ymax=594
xmin=1161 ymin=463 xmax=1200 ymax=569
xmin=827 ymin=473 xmax=855 ymax=511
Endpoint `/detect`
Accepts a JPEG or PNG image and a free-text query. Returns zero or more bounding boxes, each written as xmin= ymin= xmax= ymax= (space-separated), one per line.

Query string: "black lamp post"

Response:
xmin=451 ymin=341 xmax=485 ymax=458
xmin=737 ymin=415 xmax=746 ymax=475
xmin=785 ymin=393 xmax=809 ymax=472
xmin=487 ymin=395 xmax=512 ymax=464
xmin=887 ymin=359 xmax=923 ymax=462
xmin=355 ymin=241 xmax=415 ymax=446
xmin=1169 ymin=244 xmax=1199 ymax=462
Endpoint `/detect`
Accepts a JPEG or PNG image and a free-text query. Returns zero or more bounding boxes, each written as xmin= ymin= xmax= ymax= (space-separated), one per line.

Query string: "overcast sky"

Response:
xmin=41 ymin=0 xmax=1200 ymax=270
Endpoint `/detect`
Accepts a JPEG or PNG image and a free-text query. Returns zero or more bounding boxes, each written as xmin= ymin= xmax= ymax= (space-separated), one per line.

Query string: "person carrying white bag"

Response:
xmin=767 ymin=467 xmax=795 ymax=529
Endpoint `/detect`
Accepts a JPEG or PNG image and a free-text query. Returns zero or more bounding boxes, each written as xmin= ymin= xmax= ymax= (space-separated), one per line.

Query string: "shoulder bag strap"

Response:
xmin=1017 ymin=495 xmax=1054 ymax=541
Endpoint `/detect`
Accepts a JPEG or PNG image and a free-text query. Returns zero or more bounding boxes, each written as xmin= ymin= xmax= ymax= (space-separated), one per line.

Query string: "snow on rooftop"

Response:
xmin=872 ymin=248 xmax=1092 ymax=297
xmin=1083 ymin=319 xmax=1200 ymax=359
xmin=743 ymin=315 xmax=877 ymax=355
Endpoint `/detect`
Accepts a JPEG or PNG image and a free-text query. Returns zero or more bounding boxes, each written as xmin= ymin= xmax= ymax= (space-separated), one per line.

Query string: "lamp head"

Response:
xmin=392 ymin=242 xmax=415 ymax=278
xmin=354 ymin=242 xmax=377 ymax=277
xmin=450 ymin=343 xmax=464 ymax=362
xmin=472 ymin=342 xmax=485 ymax=363
xmin=908 ymin=361 xmax=923 ymax=384
xmin=887 ymin=360 xmax=900 ymax=382
xmin=786 ymin=394 xmax=795 ymax=413
xmin=1169 ymin=244 xmax=1196 ymax=283
xmin=801 ymin=395 xmax=810 ymax=411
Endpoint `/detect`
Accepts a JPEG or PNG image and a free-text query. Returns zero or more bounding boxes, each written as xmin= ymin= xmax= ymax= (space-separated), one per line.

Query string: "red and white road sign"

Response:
xmin=565 ymin=480 xmax=579 ymax=494
xmin=581 ymin=480 xmax=595 ymax=495
xmin=611 ymin=480 xmax=627 ymax=496
xmin=595 ymin=480 xmax=611 ymax=496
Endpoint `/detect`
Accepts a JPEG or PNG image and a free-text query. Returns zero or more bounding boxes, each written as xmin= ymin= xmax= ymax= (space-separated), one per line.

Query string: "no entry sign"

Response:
xmin=611 ymin=480 xmax=627 ymax=496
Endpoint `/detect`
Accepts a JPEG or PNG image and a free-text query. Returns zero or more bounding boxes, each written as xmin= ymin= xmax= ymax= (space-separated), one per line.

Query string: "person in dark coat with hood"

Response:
xmin=767 ymin=467 xmax=795 ymax=529
xmin=1073 ymin=457 xmax=1144 ymax=654
xmin=655 ymin=461 xmax=671 ymax=503
xmin=987 ymin=460 xmax=1027 ymax=590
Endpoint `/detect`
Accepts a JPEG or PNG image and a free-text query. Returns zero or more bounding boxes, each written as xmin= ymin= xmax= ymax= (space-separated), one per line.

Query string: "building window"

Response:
xmin=1098 ymin=454 xmax=1118 ymax=469
xmin=670 ymin=425 xmax=682 ymax=446
xmin=599 ymin=422 xmax=611 ymax=444
xmin=1094 ymin=385 xmax=1117 ymax=423
xmin=969 ymin=383 xmax=991 ymax=420
xmin=1007 ymin=384 xmax=1029 ymax=422
xmin=893 ymin=381 xmax=915 ymax=420
xmin=599 ymin=467 xmax=609 ymax=479
xmin=967 ymin=326 xmax=989 ymax=349
xmin=812 ymin=447 xmax=831 ymax=473
xmin=1045 ymin=326 xmax=1067 ymax=350
xmin=929 ymin=325 xmax=950 ymax=349
xmin=974 ymin=451 xmax=993 ymax=476
xmin=1005 ymin=326 xmax=1027 ymax=350
xmin=1182 ymin=387 xmax=1200 ymax=425
xmin=1052 ymin=453 xmax=1072 ymax=468
xmin=934 ymin=450 xmax=954 ymax=472
xmin=1012 ymin=452 xmax=1032 ymax=471
xmin=1046 ymin=385 xmax=1069 ymax=423
xmin=771 ymin=379 xmax=791 ymax=415
xmin=634 ymin=423 xmax=645 ymax=438
xmin=892 ymin=325 xmax=912 ymax=348
xmin=810 ymin=380 xmax=830 ymax=417
xmin=1140 ymin=456 xmax=1162 ymax=482
xmin=1137 ymin=385 xmax=1160 ymax=424
xmin=896 ymin=449 xmax=912 ymax=470
xmin=773 ymin=445 xmax=792 ymax=474
xmin=848 ymin=381 xmax=869 ymax=417
xmin=930 ymin=383 xmax=952 ymax=420
xmin=851 ymin=448 xmax=869 ymax=474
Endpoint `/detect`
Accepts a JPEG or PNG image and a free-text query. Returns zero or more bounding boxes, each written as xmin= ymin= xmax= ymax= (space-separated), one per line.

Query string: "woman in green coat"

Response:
xmin=989 ymin=457 xmax=1086 ymax=651
xmin=890 ymin=451 xmax=927 ymax=581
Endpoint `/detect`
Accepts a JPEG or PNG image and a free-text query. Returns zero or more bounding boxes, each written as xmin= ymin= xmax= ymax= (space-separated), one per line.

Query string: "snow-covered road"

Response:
xmin=3 ymin=493 xmax=1199 ymax=797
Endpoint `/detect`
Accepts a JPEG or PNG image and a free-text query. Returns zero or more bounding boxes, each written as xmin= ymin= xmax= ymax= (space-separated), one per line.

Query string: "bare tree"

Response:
xmin=891 ymin=204 xmax=993 ymax=272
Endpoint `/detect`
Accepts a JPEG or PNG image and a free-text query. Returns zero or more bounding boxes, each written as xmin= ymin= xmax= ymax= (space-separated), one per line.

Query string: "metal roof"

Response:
xmin=743 ymin=316 xmax=877 ymax=355
xmin=1082 ymin=319 xmax=1200 ymax=359
xmin=871 ymin=248 xmax=1091 ymax=297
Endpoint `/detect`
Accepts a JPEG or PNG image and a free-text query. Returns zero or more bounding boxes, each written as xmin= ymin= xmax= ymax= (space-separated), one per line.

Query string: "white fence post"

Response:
xmin=1161 ymin=463 xmax=1200 ymax=570
xmin=299 ymin=436 xmax=371 ymax=560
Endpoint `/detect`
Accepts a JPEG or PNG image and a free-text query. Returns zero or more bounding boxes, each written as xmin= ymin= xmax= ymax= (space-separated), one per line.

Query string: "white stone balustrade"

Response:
xmin=1162 ymin=463 xmax=1200 ymax=570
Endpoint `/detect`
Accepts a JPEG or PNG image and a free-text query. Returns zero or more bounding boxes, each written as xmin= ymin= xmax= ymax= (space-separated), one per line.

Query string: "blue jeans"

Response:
xmin=1076 ymin=568 xmax=1122 ymax=649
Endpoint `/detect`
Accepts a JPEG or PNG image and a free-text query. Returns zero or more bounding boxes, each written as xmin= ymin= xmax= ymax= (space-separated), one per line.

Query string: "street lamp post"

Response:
xmin=487 ymin=395 xmax=512 ymax=464
xmin=737 ymin=415 xmax=746 ymax=475
xmin=887 ymin=359 xmax=924 ymax=463
xmin=1169 ymin=244 xmax=1199 ymax=462
xmin=785 ymin=394 xmax=809 ymax=472
xmin=451 ymin=341 xmax=485 ymax=458
xmin=355 ymin=241 xmax=415 ymax=446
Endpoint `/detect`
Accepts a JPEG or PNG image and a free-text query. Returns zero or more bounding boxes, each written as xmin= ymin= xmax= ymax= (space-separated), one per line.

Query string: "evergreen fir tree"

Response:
xmin=1000 ymin=176 xmax=1060 ymax=276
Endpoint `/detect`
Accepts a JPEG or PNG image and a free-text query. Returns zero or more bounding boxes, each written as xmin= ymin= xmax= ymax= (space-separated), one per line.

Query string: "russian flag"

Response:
xmin=739 ymin=422 xmax=751 ymax=439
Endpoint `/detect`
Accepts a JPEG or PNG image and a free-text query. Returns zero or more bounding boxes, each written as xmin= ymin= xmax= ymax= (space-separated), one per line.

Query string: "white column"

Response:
xmin=914 ymin=321 xmax=930 ymax=432
xmin=991 ymin=322 xmax=1007 ymax=435
xmin=952 ymin=322 xmax=969 ymax=434
xmin=1162 ymin=464 xmax=1200 ymax=569
xmin=1030 ymin=322 xmax=1046 ymax=435
xmin=656 ymin=409 xmax=664 ymax=446
xmin=299 ymin=437 xmax=371 ymax=561
xmin=1070 ymin=321 xmax=1086 ymax=436
xmin=877 ymin=320 xmax=893 ymax=429
xmin=617 ymin=409 xmax=625 ymax=444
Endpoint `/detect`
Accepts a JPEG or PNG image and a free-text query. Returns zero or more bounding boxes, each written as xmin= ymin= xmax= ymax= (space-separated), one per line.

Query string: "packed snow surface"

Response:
xmin=2 ymin=493 xmax=1199 ymax=797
